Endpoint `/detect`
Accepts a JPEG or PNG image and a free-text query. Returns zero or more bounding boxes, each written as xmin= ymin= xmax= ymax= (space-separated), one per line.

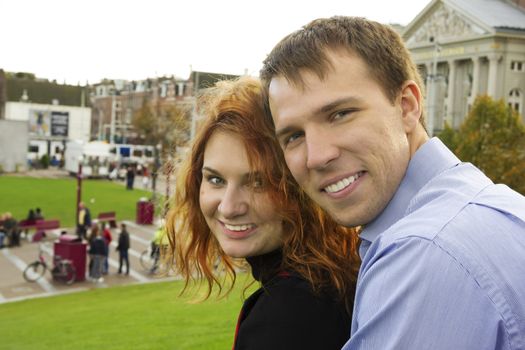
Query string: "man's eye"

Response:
xmin=283 ymin=131 xmax=303 ymax=146
xmin=332 ymin=109 xmax=356 ymax=121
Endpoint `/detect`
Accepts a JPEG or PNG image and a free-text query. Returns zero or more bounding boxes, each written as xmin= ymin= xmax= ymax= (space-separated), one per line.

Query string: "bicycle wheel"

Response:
xmin=23 ymin=261 xmax=46 ymax=282
xmin=140 ymin=250 xmax=155 ymax=271
xmin=53 ymin=262 xmax=76 ymax=285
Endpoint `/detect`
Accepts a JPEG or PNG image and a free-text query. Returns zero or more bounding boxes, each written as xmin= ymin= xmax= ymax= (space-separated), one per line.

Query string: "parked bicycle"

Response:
xmin=23 ymin=243 xmax=77 ymax=285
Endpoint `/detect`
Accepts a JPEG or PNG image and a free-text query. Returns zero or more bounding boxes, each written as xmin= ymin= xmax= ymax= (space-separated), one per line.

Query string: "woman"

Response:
xmin=166 ymin=77 xmax=360 ymax=349
xmin=88 ymin=224 xmax=105 ymax=283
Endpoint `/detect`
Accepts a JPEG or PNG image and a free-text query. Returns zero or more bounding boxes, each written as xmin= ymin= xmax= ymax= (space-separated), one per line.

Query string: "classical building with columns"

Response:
xmin=403 ymin=0 xmax=525 ymax=135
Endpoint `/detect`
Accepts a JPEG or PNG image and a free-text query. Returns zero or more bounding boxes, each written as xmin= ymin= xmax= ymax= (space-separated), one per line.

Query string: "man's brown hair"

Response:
xmin=260 ymin=16 xmax=426 ymax=127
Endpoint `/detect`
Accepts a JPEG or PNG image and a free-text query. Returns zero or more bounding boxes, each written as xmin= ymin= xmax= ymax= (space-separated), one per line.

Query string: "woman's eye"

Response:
xmin=252 ymin=178 xmax=263 ymax=188
xmin=206 ymin=175 xmax=224 ymax=186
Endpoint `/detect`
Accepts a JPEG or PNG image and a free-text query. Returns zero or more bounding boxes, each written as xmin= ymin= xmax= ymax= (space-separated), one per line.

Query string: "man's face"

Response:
xmin=268 ymin=50 xmax=418 ymax=227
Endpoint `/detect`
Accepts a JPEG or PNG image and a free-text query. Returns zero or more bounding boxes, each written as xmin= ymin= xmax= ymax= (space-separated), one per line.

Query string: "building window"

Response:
xmin=510 ymin=61 xmax=524 ymax=72
xmin=508 ymin=88 xmax=522 ymax=114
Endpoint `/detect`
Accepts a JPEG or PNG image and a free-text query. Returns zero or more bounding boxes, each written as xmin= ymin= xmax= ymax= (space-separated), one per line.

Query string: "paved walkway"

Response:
xmin=0 ymin=220 xmax=179 ymax=304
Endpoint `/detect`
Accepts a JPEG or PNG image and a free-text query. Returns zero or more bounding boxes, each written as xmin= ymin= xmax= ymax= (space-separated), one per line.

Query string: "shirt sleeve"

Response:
xmin=343 ymin=237 xmax=510 ymax=350
xmin=236 ymin=278 xmax=351 ymax=350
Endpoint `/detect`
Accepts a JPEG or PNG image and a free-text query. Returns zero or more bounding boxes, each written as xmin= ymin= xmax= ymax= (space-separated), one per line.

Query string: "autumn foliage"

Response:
xmin=439 ymin=95 xmax=525 ymax=195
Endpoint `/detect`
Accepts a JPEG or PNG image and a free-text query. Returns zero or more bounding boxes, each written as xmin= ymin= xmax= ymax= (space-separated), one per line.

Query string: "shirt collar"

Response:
xmin=246 ymin=249 xmax=283 ymax=284
xmin=359 ymin=137 xmax=461 ymax=248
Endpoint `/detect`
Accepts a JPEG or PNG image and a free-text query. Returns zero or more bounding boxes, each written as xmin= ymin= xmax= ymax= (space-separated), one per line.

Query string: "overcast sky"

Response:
xmin=1 ymin=0 xmax=430 ymax=85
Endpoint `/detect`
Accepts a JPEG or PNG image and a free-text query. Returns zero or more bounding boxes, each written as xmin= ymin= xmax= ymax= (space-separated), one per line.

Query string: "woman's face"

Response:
xmin=199 ymin=130 xmax=284 ymax=258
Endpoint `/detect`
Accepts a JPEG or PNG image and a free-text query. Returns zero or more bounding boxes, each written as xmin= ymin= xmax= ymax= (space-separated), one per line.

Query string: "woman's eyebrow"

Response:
xmin=202 ymin=166 xmax=220 ymax=175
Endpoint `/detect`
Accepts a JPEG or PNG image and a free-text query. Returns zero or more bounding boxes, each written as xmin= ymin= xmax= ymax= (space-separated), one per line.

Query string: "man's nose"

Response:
xmin=305 ymin=129 xmax=339 ymax=170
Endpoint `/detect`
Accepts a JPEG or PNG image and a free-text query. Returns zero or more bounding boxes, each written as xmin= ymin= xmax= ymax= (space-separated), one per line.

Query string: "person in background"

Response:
xmin=77 ymin=202 xmax=91 ymax=241
xmin=166 ymin=77 xmax=360 ymax=349
xmin=150 ymin=225 xmax=168 ymax=274
xmin=126 ymin=166 xmax=135 ymax=190
xmin=22 ymin=209 xmax=37 ymax=240
xmin=142 ymin=168 xmax=150 ymax=189
xmin=88 ymin=225 xmax=106 ymax=283
xmin=260 ymin=15 xmax=525 ymax=349
xmin=0 ymin=213 xmax=6 ymax=249
xmin=26 ymin=209 xmax=36 ymax=224
xmin=3 ymin=212 xmax=20 ymax=247
xmin=34 ymin=208 xmax=44 ymax=220
xmin=116 ymin=223 xmax=130 ymax=275
xmin=101 ymin=223 xmax=112 ymax=275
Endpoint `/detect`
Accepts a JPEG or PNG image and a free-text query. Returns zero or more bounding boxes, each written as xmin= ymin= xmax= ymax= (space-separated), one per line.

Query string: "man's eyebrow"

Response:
xmin=275 ymin=96 xmax=362 ymax=139
xmin=276 ymin=126 xmax=296 ymax=140
xmin=316 ymin=96 xmax=361 ymax=114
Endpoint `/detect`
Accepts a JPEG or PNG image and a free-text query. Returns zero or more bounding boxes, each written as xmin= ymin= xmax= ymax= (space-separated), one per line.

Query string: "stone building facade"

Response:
xmin=403 ymin=0 xmax=525 ymax=134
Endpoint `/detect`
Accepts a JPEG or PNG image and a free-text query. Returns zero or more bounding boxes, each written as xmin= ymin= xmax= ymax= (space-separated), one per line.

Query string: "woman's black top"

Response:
xmin=232 ymin=250 xmax=351 ymax=350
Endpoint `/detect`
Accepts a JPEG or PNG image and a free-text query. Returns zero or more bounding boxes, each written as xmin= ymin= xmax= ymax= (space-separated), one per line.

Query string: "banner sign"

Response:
xmin=50 ymin=111 xmax=69 ymax=137
xmin=28 ymin=110 xmax=50 ymax=136
xmin=28 ymin=110 xmax=69 ymax=137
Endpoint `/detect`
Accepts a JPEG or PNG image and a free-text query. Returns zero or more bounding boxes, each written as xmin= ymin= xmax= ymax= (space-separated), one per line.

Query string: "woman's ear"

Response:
xmin=400 ymin=80 xmax=422 ymax=133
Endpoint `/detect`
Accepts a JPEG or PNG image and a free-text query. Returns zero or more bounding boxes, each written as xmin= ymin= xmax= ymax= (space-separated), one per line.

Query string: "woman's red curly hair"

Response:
xmin=165 ymin=76 xmax=360 ymax=311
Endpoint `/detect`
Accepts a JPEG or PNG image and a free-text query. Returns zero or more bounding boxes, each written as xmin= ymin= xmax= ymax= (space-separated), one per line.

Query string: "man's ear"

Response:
xmin=400 ymin=80 xmax=422 ymax=133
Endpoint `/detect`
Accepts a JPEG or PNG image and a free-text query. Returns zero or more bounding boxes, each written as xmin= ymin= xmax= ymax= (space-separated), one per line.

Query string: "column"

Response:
xmin=470 ymin=56 xmax=480 ymax=101
xmin=425 ymin=62 xmax=432 ymax=101
xmin=446 ymin=60 xmax=457 ymax=127
xmin=487 ymin=54 xmax=501 ymax=98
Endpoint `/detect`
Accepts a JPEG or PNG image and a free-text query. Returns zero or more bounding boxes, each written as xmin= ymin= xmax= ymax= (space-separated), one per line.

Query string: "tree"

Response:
xmin=132 ymin=100 xmax=190 ymax=153
xmin=132 ymin=99 xmax=191 ymax=202
xmin=437 ymin=122 xmax=458 ymax=153
xmin=438 ymin=95 xmax=525 ymax=195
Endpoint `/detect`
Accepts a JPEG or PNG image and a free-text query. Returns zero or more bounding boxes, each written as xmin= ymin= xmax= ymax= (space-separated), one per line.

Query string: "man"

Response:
xmin=3 ymin=212 xmax=20 ymax=247
xmin=126 ymin=166 xmax=135 ymax=190
xmin=116 ymin=223 xmax=130 ymax=275
xmin=260 ymin=16 xmax=525 ymax=349
xmin=77 ymin=202 xmax=91 ymax=240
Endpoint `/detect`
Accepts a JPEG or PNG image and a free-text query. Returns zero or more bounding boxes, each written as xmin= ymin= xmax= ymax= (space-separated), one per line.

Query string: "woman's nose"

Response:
xmin=218 ymin=186 xmax=248 ymax=218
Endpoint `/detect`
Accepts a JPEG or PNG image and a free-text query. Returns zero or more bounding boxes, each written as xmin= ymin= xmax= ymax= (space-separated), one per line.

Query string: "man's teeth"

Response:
xmin=225 ymin=224 xmax=253 ymax=231
xmin=324 ymin=173 xmax=361 ymax=193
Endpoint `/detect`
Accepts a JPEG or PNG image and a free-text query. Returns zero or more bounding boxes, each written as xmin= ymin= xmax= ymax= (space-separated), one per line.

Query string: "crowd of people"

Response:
xmin=81 ymin=210 xmax=131 ymax=283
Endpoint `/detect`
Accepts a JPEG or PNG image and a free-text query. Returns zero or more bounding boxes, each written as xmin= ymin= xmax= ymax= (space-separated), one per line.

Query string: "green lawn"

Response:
xmin=0 ymin=277 xmax=256 ymax=350
xmin=0 ymin=176 xmax=156 ymax=227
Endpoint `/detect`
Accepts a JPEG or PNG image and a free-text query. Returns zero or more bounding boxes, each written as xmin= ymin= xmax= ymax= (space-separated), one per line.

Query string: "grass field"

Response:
xmin=0 ymin=176 xmax=155 ymax=227
xmin=0 ymin=277 xmax=256 ymax=350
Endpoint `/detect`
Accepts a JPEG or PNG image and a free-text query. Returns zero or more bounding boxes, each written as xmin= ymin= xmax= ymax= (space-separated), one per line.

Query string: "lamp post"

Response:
xmin=110 ymin=93 xmax=116 ymax=144
xmin=427 ymin=36 xmax=441 ymax=137
xmin=164 ymin=159 xmax=173 ymax=217
xmin=75 ymin=156 xmax=83 ymax=228
xmin=151 ymin=143 xmax=162 ymax=202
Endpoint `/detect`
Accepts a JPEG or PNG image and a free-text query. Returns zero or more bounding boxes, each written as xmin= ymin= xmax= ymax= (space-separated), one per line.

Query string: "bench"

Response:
xmin=97 ymin=212 xmax=117 ymax=228
xmin=18 ymin=219 xmax=44 ymax=231
xmin=33 ymin=220 xmax=61 ymax=242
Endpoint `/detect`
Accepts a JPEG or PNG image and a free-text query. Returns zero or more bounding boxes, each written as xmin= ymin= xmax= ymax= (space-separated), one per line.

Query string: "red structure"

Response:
xmin=54 ymin=235 xmax=87 ymax=282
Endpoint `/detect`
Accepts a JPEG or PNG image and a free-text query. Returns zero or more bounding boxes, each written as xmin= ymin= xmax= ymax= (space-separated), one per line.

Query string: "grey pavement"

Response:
xmin=0 ymin=220 xmax=179 ymax=304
